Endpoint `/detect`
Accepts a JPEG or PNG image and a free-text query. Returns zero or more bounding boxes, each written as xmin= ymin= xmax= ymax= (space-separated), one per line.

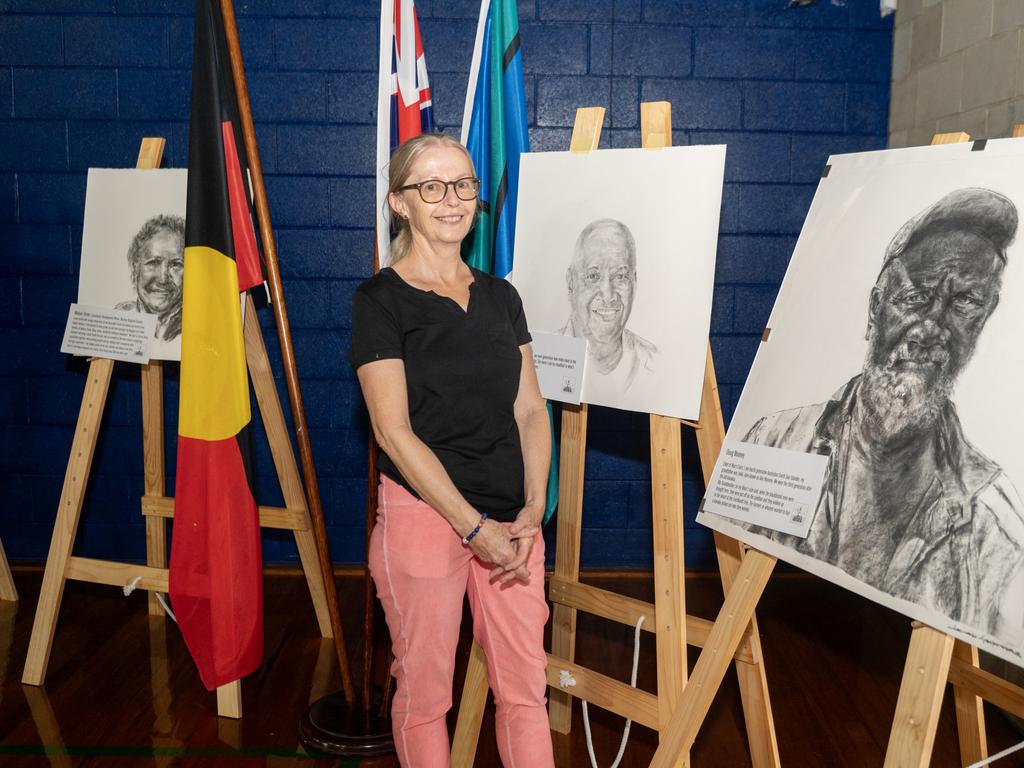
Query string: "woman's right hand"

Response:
xmin=466 ymin=519 xmax=517 ymax=567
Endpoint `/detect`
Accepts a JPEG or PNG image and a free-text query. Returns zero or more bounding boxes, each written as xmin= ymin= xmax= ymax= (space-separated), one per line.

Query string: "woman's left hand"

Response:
xmin=491 ymin=507 xmax=542 ymax=584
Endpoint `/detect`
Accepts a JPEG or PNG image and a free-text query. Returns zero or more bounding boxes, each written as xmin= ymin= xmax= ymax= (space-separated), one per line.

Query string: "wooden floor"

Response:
xmin=1 ymin=567 xmax=1023 ymax=767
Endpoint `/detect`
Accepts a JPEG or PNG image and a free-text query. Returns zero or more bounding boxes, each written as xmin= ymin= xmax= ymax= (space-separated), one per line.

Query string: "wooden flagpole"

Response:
xmin=218 ymin=0 xmax=355 ymax=704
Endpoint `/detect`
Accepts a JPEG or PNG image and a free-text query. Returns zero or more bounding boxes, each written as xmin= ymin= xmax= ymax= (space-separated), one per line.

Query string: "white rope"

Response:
xmin=559 ymin=615 xmax=645 ymax=768
xmin=154 ymin=592 xmax=177 ymax=622
xmin=122 ymin=576 xmax=177 ymax=622
xmin=966 ymin=739 xmax=1024 ymax=768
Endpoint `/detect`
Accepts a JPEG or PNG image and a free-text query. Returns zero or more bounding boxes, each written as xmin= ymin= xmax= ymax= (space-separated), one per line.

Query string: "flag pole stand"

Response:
xmin=298 ymin=688 xmax=394 ymax=757
xmin=20 ymin=137 xmax=337 ymax=720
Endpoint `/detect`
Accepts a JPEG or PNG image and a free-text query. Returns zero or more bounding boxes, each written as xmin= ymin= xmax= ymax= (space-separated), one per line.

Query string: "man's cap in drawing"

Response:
xmin=882 ymin=187 xmax=1018 ymax=271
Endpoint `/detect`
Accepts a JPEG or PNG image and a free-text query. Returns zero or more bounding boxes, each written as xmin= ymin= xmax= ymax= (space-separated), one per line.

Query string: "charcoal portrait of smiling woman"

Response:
xmin=698 ymin=141 xmax=1024 ymax=666
xmin=78 ymin=168 xmax=188 ymax=362
xmin=114 ymin=214 xmax=185 ymax=343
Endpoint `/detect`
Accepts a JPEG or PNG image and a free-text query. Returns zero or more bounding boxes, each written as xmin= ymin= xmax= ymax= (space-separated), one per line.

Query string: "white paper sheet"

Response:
xmin=511 ymin=145 xmax=725 ymax=420
xmin=703 ymin=441 xmax=827 ymax=538
xmin=530 ymin=331 xmax=586 ymax=405
xmin=61 ymin=304 xmax=156 ymax=364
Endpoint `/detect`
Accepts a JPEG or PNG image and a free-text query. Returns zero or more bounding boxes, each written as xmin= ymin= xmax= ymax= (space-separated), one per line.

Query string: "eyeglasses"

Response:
xmin=398 ymin=177 xmax=481 ymax=204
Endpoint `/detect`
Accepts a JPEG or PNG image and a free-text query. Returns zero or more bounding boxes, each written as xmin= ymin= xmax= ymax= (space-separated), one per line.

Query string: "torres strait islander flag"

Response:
xmin=170 ymin=0 xmax=266 ymax=690
xmin=462 ymin=0 xmax=558 ymax=524
xmin=376 ymin=0 xmax=435 ymax=266
xmin=460 ymin=0 xmax=529 ymax=280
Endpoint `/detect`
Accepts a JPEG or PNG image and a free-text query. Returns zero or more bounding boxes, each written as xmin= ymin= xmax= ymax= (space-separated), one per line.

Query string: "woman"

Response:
xmin=349 ymin=132 xmax=555 ymax=768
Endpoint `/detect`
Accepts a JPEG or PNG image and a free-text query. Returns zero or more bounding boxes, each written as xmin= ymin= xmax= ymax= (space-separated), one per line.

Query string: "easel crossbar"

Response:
xmin=548 ymin=577 xmax=756 ymax=664
xmin=949 ymin=657 xmax=1024 ymax=722
xmin=66 ymin=557 xmax=169 ymax=592
xmin=140 ymin=496 xmax=308 ymax=531
xmin=545 ymin=654 xmax=660 ymax=730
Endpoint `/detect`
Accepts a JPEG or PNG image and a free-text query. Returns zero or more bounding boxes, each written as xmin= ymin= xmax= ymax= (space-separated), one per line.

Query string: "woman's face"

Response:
xmin=390 ymin=145 xmax=476 ymax=250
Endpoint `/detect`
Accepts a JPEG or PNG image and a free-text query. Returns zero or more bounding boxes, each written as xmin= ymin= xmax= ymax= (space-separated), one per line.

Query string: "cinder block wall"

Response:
xmin=0 ymin=0 xmax=891 ymax=568
xmin=889 ymin=0 xmax=1024 ymax=147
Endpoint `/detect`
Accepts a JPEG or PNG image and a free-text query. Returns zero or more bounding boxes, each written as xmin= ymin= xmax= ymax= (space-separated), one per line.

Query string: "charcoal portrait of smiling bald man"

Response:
xmin=560 ymin=219 xmax=659 ymax=391
xmin=744 ymin=187 xmax=1024 ymax=637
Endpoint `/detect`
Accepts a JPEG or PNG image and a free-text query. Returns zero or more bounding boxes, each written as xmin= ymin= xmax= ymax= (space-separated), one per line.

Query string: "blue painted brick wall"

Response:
xmin=0 ymin=0 xmax=891 ymax=569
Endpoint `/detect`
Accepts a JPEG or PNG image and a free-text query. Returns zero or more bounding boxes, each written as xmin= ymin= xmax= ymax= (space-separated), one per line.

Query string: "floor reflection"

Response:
xmin=148 ymin=614 xmax=182 ymax=767
xmin=21 ymin=685 xmax=72 ymax=768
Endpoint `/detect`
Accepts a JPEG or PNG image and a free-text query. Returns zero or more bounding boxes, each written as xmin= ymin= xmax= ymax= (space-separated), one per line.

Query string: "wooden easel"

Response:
xmin=882 ymin=128 xmax=1024 ymax=768
xmin=451 ymin=102 xmax=780 ymax=767
xmin=648 ymin=127 xmax=1024 ymax=768
xmin=20 ymin=137 xmax=334 ymax=719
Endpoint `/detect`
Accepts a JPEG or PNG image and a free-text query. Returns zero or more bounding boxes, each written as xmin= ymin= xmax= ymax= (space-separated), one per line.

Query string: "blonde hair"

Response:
xmin=386 ymin=133 xmax=476 ymax=264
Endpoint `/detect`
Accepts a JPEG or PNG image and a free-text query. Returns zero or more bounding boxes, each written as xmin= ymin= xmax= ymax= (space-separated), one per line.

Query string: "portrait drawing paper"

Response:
xmin=511 ymin=145 xmax=725 ymax=420
xmin=698 ymin=140 xmax=1024 ymax=666
xmin=78 ymin=168 xmax=188 ymax=362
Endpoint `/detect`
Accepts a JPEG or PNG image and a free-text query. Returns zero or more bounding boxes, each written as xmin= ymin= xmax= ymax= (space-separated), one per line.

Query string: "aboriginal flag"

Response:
xmin=170 ymin=0 xmax=265 ymax=691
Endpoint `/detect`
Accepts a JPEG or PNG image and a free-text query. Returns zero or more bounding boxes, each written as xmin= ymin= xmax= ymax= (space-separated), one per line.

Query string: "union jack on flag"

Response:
xmin=376 ymin=0 xmax=434 ymax=265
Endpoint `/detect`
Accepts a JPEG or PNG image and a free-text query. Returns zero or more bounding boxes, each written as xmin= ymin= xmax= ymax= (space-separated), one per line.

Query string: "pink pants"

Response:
xmin=368 ymin=477 xmax=554 ymax=768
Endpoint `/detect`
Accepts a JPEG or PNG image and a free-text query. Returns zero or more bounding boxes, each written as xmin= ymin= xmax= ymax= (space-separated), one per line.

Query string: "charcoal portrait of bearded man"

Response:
xmin=743 ymin=187 xmax=1024 ymax=637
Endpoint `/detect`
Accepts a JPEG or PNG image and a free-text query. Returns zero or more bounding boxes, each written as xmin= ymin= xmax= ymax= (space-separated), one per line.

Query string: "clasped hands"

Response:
xmin=465 ymin=507 xmax=541 ymax=585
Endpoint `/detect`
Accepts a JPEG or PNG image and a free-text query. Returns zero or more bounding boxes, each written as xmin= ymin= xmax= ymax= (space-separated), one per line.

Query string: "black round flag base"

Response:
xmin=299 ymin=689 xmax=394 ymax=758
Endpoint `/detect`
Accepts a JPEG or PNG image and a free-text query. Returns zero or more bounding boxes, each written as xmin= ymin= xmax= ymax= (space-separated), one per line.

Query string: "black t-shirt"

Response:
xmin=349 ymin=266 xmax=532 ymax=522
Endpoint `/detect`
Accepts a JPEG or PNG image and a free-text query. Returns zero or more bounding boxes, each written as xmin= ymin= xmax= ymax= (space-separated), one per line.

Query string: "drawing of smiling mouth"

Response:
xmin=590 ymin=306 xmax=622 ymax=322
xmin=144 ymin=284 xmax=177 ymax=298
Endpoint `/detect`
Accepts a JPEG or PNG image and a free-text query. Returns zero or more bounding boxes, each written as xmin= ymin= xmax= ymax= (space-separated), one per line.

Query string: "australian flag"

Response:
xmin=376 ymin=0 xmax=434 ymax=265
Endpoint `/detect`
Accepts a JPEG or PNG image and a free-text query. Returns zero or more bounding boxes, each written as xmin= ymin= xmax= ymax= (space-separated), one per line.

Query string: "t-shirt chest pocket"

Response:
xmin=486 ymin=322 xmax=521 ymax=360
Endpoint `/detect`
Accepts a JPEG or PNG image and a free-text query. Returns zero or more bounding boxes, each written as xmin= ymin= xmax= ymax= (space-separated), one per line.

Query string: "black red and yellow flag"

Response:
xmin=170 ymin=0 xmax=265 ymax=691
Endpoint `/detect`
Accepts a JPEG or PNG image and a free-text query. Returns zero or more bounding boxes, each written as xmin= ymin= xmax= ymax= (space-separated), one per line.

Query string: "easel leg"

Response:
xmin=141 ymin=360 xmax=167 ymax=617
xmin=714 ymin=532 xmax=781 ymax=768
xmin=23 ymin=359 xmax=114 ymax=685
xmin=242 ymin=300 xmax=333 ymax=638
xmin=144 ymin=518 xmax=167 ymax=616
xmin=951 ymin=640 xmax=987 ymax=765
xmin=650 ymin=414 xmax=687 ymax=762
xmin=883 ymin=624 xmax=954 ymax=768
xmin=217 ymin=680 xmax=242 ymax=720
xmin=649 ymin=550 xmax=777 ymax=768
xmin=451 ymin=642 xmax=489 ymax=765
xmin=548 ymin=403 xmax=588 ymax=734
xmin=0 ymin=539 xmax=16 ymax=602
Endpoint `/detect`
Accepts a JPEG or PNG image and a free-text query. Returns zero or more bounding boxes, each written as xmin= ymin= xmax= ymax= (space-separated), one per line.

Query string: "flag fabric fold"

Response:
xmin=170 ymin=0 xmax=265 ymax=691
xmin=461 ymin=0 xmax=558 ymax=524
xmin=376 ymin=0 xmax=435 ymax=267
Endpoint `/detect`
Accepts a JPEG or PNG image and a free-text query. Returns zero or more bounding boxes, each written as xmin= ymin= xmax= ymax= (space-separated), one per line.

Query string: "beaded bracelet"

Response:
xmin=461 ymin=513 xmax=488 ymax=545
